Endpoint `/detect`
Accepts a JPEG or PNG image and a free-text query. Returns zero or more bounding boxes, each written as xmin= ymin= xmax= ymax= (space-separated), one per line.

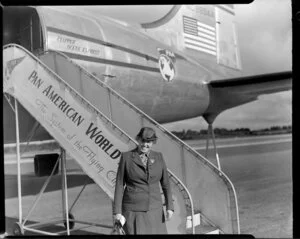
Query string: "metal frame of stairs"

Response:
xmin=3 ymin=44 xmax=202 ymax=235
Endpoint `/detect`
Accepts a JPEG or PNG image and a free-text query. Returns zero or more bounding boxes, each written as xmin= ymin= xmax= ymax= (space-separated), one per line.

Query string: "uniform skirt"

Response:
xmin=122 ymin=207 xmax=167 ymax=234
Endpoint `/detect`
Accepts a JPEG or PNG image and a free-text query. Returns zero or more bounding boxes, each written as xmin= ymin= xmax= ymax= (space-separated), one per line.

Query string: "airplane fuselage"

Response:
xmin=42 ymin=7 xmax=217 ymax=123
xmin=3 ymin=6 xmax=241 ymax=143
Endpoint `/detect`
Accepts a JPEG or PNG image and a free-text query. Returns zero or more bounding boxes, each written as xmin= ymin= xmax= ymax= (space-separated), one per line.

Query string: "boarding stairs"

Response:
xmin=3 ymin=44 xmax=239 ymax=235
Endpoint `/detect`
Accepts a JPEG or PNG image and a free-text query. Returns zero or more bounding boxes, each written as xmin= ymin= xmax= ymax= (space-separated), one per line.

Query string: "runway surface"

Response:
xmin=4 ymin=134 xmax=292 ymax=237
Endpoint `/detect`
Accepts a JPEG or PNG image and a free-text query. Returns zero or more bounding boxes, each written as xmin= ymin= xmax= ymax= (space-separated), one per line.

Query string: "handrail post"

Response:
xmin=61 ymin=148 xmax=70 ymax=235
xmin=15 ymin=98 xmax=23 ymax=225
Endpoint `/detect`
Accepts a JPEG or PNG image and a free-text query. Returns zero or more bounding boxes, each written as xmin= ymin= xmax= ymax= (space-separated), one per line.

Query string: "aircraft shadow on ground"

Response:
xmin=5 ymin=173 xmax=95 ymax=199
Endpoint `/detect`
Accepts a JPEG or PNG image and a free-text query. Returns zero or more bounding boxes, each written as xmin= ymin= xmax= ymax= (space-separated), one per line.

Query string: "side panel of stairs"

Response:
xmin=3 ymin=44 xmax=197 ymax=234
xmin=3 ymin=44 xmax=137 ymax=199
xmin=38 ymin=50 xmax=239 ymax=234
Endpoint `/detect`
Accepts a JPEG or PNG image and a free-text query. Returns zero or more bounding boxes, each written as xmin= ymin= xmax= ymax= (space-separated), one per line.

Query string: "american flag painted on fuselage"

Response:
xmin=183 ymin=16 xmax=216 ymax=56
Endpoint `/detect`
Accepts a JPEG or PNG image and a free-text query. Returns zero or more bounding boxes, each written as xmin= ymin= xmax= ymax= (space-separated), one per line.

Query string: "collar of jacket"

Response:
xmin=131 ymin=148 xmax=156 ymax=167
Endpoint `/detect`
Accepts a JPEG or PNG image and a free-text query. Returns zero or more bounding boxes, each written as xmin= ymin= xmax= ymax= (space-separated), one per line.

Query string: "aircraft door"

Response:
xmin=3 ymin=7 xmax=43 ymax=53
xmin=19 ymin=10 xmax=43 ymax=53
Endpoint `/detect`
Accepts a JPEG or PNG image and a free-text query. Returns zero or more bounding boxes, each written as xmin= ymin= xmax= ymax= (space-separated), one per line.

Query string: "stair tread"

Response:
xmin=187 ymin=225 xmax=219 ymax=234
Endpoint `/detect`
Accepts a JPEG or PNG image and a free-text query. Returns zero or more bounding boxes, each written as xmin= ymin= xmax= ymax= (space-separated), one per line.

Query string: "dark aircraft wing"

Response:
xmin=204 ymin=71 xmax=292 ymax=122
xmin=209 ymin=71 xmax=292 ymax=95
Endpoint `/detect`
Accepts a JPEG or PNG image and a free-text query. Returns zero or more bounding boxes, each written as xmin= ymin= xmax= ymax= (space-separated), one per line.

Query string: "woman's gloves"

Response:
xmin=114 ymin=210 xmax=173 ymax=225
xmin=166 ymin=210 xmax=174 ymax=221
xmin=114 ymin=213 xmax=126 ymax=226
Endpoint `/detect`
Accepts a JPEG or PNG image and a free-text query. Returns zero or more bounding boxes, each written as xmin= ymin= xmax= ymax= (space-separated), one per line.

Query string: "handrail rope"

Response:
xmin=4 ymin=93 xmax=15 ymax=112
xmin=3 ymin=44 xmax=138 ymax=147
xmin=168 ymin=171 xmax=195 ymax=233
xmin=173 ymin=183 xmax=192 ymax=209
xmin=39 ymin=50 xmax=226 ymax=169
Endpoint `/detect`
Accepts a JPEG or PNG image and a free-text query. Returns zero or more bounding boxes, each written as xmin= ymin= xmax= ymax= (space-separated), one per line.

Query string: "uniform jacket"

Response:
xmin=113 ymin=148 xmax=174 ymax=214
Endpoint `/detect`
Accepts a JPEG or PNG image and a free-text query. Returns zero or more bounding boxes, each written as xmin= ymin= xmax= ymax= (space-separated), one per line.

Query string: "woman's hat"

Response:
xmin=136 ymin=127 xmax=157 ymax=142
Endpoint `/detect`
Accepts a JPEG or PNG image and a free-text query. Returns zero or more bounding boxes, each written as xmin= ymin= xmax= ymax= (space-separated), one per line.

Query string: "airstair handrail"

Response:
xmin=167 ymin=169 xmax=195 ymax=234
xmin=3 ymin=44 xmax=139 ymax=148
xmin=41 ymin=50 xmax=225 ymax=169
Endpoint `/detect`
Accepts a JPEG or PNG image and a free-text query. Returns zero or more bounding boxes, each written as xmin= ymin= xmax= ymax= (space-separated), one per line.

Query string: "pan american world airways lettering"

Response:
xmin=42 ymin=84 xmax=84 ymax=127
xmin=28 ymin=70 xmax=85 ymax=127
xmin=85 ymin=123 xmax=121 ymax=160
xmin=27 ymin=69 xmax=121 ymax=162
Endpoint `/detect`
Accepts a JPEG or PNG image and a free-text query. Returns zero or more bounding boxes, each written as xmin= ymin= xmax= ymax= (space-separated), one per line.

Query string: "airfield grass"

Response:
xmin=220 ymin=147 xmax=292 ymax=238
xmin=5 ymin=183 xmax=113 ymax=235
xmin=237 ymin=179 xmax=292 ymax=237
xmin=5 ymin=136 xmax=292 ymax=237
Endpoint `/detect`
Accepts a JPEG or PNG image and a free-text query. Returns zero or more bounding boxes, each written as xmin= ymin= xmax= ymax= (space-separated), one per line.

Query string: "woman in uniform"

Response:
xmin=113 ymin=127 xmax=174 ymax=234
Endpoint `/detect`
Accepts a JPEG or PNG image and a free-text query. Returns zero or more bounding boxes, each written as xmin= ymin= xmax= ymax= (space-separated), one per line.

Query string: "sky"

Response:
xmin=80 ymin=1 xmax=292 ymax=131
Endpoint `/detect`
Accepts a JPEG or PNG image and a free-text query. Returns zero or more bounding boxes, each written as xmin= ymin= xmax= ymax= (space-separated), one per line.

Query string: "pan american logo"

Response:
xmin=4 ymin=56 xmax=26 ymax=81
xmin=157 ymin=48 xmax=176 ymax=82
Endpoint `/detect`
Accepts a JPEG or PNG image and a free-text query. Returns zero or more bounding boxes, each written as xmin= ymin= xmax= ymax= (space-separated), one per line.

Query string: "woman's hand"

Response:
xmin=114 ymin=214 xmax=126 ymax=226
xmin=166 ymin=210 xmax=174 ymax=221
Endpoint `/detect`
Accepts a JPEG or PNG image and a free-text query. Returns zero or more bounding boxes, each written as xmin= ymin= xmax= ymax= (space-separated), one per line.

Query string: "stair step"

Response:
xmin=186 ymin=213 xmax=201 ymax=228
xmin=187 ymin=225 xmax=220 ymax=234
